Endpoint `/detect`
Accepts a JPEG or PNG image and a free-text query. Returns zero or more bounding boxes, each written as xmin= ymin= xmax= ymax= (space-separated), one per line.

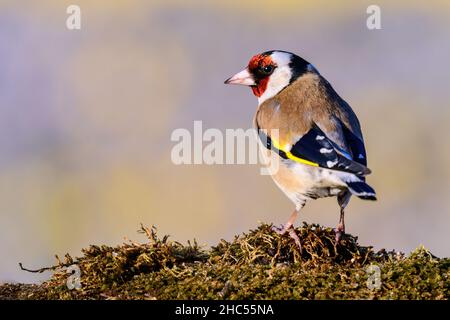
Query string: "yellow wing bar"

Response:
xmin=270 ymin=138 xmax=319 ymax=167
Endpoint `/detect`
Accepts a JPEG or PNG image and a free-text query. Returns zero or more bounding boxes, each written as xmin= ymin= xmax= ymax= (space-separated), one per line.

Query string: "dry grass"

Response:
xmin=1 ymin=223 xmax=449 ymax=300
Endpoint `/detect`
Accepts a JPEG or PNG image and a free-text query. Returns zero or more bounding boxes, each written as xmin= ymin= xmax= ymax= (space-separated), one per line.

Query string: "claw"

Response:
xmin=288 ymin=228 xmax=303 ymax=253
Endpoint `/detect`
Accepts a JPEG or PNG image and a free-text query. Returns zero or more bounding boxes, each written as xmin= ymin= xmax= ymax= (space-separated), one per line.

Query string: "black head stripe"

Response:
xmin=288 ymin=54 xmax=310 ymax=83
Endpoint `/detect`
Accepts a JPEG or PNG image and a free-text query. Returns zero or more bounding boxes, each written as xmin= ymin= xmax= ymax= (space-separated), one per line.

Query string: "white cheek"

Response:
xmin=258 ymin=66 xmax=292 ymax=105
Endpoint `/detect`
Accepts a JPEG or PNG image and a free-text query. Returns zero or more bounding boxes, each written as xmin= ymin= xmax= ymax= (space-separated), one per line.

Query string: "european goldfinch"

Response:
xmin=225 ymin=50 xmax=376 ymax=249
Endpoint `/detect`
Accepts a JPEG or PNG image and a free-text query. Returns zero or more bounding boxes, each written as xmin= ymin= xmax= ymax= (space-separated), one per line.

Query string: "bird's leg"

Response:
xmin=271 ymin=209 xmax=298 ymax=235
xmin=335 ymin=191 xmax=351 ymax=243
xmin=335 ymin=207 xmax=345 ymax=243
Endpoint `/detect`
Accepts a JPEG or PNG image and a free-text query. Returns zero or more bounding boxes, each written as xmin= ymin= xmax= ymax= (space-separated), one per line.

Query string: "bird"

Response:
xmin=224 ymin=50 xmax=376 ymax=250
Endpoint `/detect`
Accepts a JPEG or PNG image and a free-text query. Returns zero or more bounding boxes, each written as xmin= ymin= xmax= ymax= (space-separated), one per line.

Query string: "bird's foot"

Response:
xmin=272 ymin=224 xmax=302 ymax=252
xmin=334 ymin=223 xmax=345 ymax=243
xmin=288 ymin=228 xmax=303 ymax=253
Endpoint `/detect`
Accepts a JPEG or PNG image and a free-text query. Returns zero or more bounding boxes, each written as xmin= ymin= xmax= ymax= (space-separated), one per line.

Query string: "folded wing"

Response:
xmin=258 ymin=123 xmax=371 ymax=177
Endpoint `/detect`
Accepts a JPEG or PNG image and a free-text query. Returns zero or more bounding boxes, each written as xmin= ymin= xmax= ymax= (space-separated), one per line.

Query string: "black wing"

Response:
xmin=289 ymin=123 xmax=371 ymax=176
xmin=339 ymin=120 xmax=367 ymax=167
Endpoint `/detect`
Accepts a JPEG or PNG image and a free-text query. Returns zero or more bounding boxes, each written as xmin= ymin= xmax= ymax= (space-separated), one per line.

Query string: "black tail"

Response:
xmin=346 ymin=181 xmax=377 ymax=201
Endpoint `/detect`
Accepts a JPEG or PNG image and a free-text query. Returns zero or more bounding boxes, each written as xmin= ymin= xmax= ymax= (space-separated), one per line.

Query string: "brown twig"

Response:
xmin=18 ymin=263 xmax=59 ymax=274
xmin=18 ymin=260 xmax=75 ymax=274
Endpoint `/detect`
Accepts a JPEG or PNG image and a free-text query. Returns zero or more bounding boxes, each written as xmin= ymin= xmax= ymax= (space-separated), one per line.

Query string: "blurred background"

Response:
xmin=1 ymin=0 xmax=450 ymax=283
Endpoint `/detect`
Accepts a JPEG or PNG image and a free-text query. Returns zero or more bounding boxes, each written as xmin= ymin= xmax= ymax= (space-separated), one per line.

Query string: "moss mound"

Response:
xmin=1 ymin=223 xmax=449 ymax=299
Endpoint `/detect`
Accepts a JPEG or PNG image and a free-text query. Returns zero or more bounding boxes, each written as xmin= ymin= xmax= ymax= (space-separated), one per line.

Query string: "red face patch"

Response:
xmin=251 ymin=78 xmax=269 ymax=97
xmin=247 ymin=54 xmax=275 ymax=97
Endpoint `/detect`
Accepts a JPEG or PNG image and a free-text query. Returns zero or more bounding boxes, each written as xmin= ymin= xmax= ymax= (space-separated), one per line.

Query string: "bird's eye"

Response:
xmin=261 ymin=65 xmax=274 ymax=74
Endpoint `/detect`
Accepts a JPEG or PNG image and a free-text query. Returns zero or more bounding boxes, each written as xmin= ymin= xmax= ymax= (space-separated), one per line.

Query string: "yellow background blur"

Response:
xmin=1 ymin=0 xmax=450 ymax=283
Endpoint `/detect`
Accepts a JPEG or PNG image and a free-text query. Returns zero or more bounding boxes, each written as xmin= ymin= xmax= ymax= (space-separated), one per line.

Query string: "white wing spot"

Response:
xmin=316 ymin=135 xmax=325 ymax=141
xmin=320 ymin=148 xmax=333 ymax=154
xmin=327 ymin=160 xmax=338 ymax=168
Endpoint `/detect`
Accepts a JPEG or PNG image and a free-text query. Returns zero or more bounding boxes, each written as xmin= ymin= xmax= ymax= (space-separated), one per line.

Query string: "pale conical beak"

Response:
xmin=224 ymin=68 xmax=256 ymax=86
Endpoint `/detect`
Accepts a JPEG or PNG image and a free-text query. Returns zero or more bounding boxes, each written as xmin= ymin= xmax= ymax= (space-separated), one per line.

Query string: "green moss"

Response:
xmin=1 ymin=223 xmax=449 ymax=300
